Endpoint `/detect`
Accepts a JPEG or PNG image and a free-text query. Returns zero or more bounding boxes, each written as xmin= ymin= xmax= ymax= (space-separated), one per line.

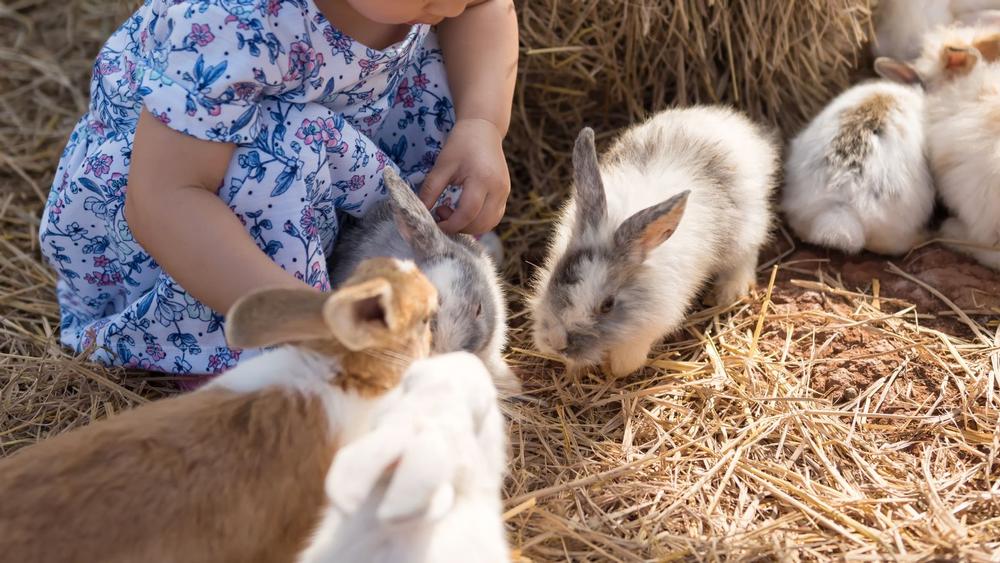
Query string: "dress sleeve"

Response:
xmin=137 ymin=1 xmax=292 ymax=144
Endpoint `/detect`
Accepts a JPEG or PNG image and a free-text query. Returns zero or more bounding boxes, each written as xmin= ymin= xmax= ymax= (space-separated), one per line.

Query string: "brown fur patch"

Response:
xmin=829 ymin=92 xmax=898 ymax=175
xmin=0 ymin=388 xmax=335 ymax=563
xmin=974 ymin=33 xmax=1000 ymax=63
xmin=308 ymin=257 xmax=436 ymax=398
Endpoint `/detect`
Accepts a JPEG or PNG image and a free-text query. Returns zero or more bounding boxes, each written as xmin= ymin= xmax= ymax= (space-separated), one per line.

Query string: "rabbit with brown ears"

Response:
xmin=0 ymin=257 xmax=509 ymax=563
xmin=529 ymin=107 xmax=779 ymax=377
xmin=877 ymin=25 xmax=1000 ymax=270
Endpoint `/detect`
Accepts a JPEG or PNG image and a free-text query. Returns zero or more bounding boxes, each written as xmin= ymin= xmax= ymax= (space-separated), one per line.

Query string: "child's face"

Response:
xmin=348 ymin=0 xmax=480 ymax=25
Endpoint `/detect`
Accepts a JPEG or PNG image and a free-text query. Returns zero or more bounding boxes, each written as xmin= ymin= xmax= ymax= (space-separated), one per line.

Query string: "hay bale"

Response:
xmin=504 ymin=0 xmax=876 ymax=257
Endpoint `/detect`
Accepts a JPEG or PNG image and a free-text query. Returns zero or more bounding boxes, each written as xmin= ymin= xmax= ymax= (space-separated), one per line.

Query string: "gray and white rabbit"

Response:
xmin=781 ymin=79 xmax=933 ymax=255
xmin=328 ymin=168 xmax=518 ymax=395
xmin=877 ymin=24 xmax=1000 ymax=270
xmin=529 ymin=107 xmax=779 ymax=377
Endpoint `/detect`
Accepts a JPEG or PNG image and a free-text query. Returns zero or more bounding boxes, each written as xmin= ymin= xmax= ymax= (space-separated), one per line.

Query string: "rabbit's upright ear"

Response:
xmin=614 ymin=190 xmax=690 ymax=265
xmin=572 ymin=127 xmax=608 ymax=231
xmin=323 ymin=278 xmax=396 ymax=351
xmin=874 ymin=57 xmax=922 ymax=85
xmin=383 ymin=168 xmax=446 ymax=258
xmin=226 ymin=287 xmax=330 ymax=348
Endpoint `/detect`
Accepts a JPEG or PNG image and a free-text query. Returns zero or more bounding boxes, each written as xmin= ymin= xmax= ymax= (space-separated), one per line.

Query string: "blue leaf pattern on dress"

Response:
xmin=39 ymin=0 xmax=463 ymax=376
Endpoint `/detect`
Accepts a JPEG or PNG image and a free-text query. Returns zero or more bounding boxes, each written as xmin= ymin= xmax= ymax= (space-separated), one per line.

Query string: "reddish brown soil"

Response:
xmin=760 ymin=242 xmax=999 ymax=409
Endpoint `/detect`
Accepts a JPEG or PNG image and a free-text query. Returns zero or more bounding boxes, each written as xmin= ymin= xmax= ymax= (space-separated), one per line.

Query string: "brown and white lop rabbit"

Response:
xmin=0 ymin=257 xmax=439 ymax=563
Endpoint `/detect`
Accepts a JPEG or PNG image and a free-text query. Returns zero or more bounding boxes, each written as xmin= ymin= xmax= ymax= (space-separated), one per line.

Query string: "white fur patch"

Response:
xmin=394 ymin=259 xmax=417 ymax=273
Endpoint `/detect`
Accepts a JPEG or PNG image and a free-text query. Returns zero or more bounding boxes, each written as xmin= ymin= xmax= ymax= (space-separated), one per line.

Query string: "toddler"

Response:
xmin=39 ymin=0 xmax=517 ymax=375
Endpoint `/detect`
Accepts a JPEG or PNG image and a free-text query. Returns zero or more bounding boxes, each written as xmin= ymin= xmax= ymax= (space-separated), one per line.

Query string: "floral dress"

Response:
xmin=39 ymin=0 xmax=459 ymax=375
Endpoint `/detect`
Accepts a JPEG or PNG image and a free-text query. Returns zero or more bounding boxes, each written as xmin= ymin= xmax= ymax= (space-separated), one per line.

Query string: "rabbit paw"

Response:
xmin=607 ymin=342 xmax=651 ymax=377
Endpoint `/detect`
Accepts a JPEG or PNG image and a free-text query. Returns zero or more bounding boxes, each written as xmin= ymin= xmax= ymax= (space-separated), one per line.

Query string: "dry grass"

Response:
xmin=3 ymin=0 xmax=1000 ymax=561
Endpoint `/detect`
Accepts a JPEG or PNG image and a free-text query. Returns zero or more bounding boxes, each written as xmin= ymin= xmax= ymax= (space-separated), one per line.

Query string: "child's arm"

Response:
xmin=420 ymin=0 xmax=518 ymax=235
xmin=126 ymin=110 xmax=315 ymax=315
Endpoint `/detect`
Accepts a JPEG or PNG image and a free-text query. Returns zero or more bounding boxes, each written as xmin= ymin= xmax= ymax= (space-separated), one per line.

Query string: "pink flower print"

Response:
xmin=347 ymin=175 xmax=365 ymax=191
xmin=412 ymin=73 xmax=430 ymax=89
xmin=396 ymin=77 xmax=410 ymax=100
xmin=232 ymin=81 xmax=258 ymax=100
xmin=95 ymin=55 xmax=120 ymax=76
xmin=299 ymin=206 xmax=319 ymax=238
xmin=85 ymin=154 xmax=113 ymax=178
xmin=93 ymin=255 xmax=110 ymax=268
xmin=285 ymin=41 xmax=323 ymax=81
xmin=87 ymin=120 xmax=106 ymax=137
xmin=296 ymin=118 xmax=348 ymax=153
xmin=208 ymin=104 xmax=222 ymax=117
xmin=188 ymin=23 xmax=215 ymax=47
xmin=84 ymin=271 xmax=120 ymax=287
xmin=146 ymin=343 xmax=167 ymax=362
xmin=152 ymin=110 xmax=171 ymax=125
xmin=267 ymin=0 xmax=282 ymax=16
xmin=375 ymin=152 xmax=387 ymax=172
xmin=358 ymin=58 xmax=379 ymax=77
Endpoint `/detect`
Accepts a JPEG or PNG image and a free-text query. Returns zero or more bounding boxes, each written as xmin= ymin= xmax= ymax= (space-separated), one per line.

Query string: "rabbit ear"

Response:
xmin=383 ymin=168 xmax=445 ymax=259
xmin=322 ymin=278 xmax=395 ymax=351
xmin=572 ymin=127 xmax=608 ymax=231
xmin=974 ymin=33 xmax=1000 ymax=63
xmin=941 ymin=45 xmax=980 ymax=74
xmin=613 ymin=190 xmax=690 ymax=264
xmin=327 ymin=423 xmax=411 ymax=515
xmin=874 ymin=57 xmax=922 ymax=86
xmin=375 ymin=429 xmax=459 ymax=523
xmin=226 ymin=287 xmax=330 ymax=348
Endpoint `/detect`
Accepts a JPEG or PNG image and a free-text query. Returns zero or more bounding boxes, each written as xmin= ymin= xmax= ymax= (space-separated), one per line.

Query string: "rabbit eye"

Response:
xmin=599 ymin=296 xmax=615 ymax=315
xmin=475 ymin=303 xmax=483 ymax=318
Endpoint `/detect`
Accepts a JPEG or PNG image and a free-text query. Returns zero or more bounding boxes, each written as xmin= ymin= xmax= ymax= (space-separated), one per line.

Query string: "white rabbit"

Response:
xmin=0 ymin=257 xmax=440 ymax=563
xmin=529 ymin=107 xmax=779 ymax=377
xmin=873 ymin=0 xmax=1000 ymax=61
xmin=298 ymin=352 xmax=509 ymax=563
xmin=781 ymin=80 xmax=933 ymax=255
xmin=877 ymin=26 xmax=1000 ymax=269
xmin=329 ymin=168 xmax=519 ymax=396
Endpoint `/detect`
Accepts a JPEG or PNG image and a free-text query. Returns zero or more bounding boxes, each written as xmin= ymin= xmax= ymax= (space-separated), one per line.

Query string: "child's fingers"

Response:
xmin=464 ymin=193 xmax=505 ymax=235
xmin=419 ymin=162 xmax=455 ymax=209
xmin=438 ymin=184 xmax=486 ymax=234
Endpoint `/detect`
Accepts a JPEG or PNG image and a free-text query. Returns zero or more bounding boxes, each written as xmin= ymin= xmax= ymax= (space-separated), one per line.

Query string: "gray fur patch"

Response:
xmin=572 ymin=127 xmax=608 ymax=231
xmin=327 ymin=171 xmax=500 ymax=359
xmin=604 ymin=126 xmax=739 ymax=211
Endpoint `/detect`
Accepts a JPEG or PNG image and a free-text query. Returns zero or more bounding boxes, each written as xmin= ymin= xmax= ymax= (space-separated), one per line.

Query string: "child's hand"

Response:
xmin=420 ymin=118 xmax=510 ymax=235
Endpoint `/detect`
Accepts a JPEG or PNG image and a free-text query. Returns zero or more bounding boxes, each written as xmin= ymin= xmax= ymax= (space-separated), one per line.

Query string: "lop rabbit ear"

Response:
xmin=614 ymin=190 xmax=690 ymax=264
xmin=383 ymin=168 xmax=446 ymax=259
xmin=322 ymin=278 xmax=396 ymax=352
xmin=226 ymin=287 xmax=330 ymax=349
xmin=874 ymin=57 xmax=922 ymax=85
xmin=572 ymin=127 xmax=608 ymax=231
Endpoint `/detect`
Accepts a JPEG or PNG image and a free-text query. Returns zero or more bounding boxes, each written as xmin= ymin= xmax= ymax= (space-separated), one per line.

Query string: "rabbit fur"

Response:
xmin=328 ymin=168 xmax=519 ymax=395
xmin=530 ymin=106 xmax=779 ymax=377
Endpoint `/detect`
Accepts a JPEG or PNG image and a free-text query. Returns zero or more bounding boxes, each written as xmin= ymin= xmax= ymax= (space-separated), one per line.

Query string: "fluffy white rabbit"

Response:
xmin=299 ymin=352 xmax=509 ymax=563
xmin=529 ymin=107 xmax=779 ymax=377
xmin=781 ymin=80 xmax=932 ymax=255
xmin=877 ymin=25 xmax=1000 ymax=269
